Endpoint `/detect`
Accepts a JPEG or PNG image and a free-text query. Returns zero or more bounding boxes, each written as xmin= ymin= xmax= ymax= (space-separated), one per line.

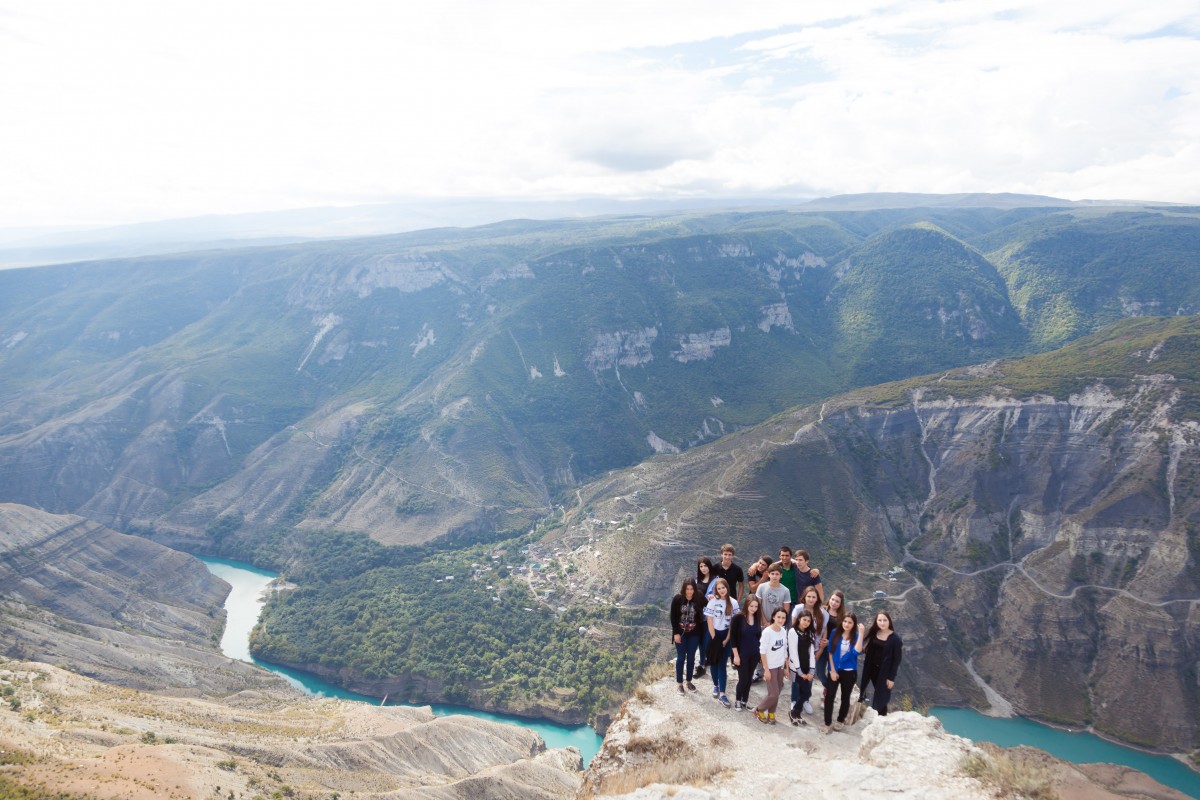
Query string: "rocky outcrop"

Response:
xmin=582 ymin=677 xmax=1187 ymax=800
xmin=549 ymin=321 xmax=1200 ymax=753
xmin=0 ymin=503 xmax=280 ymax=694
xmin=0 ymin=660 xmax=582 ymax=800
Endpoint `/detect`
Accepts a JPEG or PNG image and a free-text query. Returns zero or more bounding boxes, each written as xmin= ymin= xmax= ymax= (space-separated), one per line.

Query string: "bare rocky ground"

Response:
xmin=0 ymin=660 xmax=582 ymax=800
xmin=580 ymin=676 xmax=1191 ymax=800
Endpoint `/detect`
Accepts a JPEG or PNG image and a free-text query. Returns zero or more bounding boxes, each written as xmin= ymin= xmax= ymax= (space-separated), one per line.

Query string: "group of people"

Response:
xmin=669 ymin=544 xmax=903 ymax=733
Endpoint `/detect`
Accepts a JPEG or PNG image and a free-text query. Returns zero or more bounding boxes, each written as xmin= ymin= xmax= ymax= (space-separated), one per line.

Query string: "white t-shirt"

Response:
xmin=759 ymin=625 xmax=788 ymax=669
xmin=704 ymin=597 xmax=740 ymax=631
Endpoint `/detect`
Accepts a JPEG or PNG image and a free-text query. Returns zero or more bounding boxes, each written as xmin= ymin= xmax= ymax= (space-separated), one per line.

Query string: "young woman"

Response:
xmin=754 ymin=607 xmax=791 ymax=724
xmin=670 ymin=578 xmax=706 ymax=693
xmin=823 ymin=611 xmax=864 ymax=733
xmin=816 ymin=589 xmax=846 ymax=689
xmin=786 ymin=608 xmax=818 ymax=724
xmin=704 ymin=577 xmax=739 ymax=708
xmin=694 ymin=557 xmax=715 ymax=678
xmin=730 ymin=596 xmax=764 ymax=711
xmin=858 ymin=610 xmax=903 ymax=715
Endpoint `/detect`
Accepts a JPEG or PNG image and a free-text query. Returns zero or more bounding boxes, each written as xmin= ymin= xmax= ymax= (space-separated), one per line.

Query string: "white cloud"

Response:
xmin=0 ymin=0 xmax=1197 ymax=227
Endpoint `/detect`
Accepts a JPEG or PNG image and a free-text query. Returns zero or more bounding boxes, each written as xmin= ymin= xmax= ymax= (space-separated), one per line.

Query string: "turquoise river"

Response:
xmin=201 ymin=556 xmax=1198 ymax=795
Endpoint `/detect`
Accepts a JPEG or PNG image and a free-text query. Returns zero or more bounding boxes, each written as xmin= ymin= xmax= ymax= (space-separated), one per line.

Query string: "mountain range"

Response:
xmin=1 ymin=195 xmax=1199 ymax=757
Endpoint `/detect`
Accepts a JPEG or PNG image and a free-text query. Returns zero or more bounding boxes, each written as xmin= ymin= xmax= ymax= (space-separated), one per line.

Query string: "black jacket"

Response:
xmin=670 ymin=593 xmax=705 ymax=636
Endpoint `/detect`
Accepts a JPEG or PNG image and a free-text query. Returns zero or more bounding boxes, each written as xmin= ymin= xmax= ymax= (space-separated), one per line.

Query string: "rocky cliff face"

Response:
xmin=548 ymin=319 xmax=1200 ymax=753
xmin=0 ymin=503 xmax=280 ymax=695
xmin=581 ymin=677 xmax=1186 ymax=800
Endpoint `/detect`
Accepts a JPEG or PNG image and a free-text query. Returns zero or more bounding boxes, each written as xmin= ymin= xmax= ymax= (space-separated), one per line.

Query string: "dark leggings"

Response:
xmin=734 ymin=656 xmax=758 ymax=703
xmin=823 ymin=669 xmax=857 ymax=725
xmin=860 ymin=670 xmax=893 ymax=715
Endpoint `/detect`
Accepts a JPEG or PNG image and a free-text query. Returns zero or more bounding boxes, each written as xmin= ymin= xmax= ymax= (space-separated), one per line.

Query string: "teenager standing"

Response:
xmin=730 ymin=596 xmax=764 ymax=711
xmin=754 ymin=607 xmax=790 ymax=724
xmin=694 ymin=557 xmax=715 ymax=678
xmin=670 ymin=578 xmax=705 ymax=693
xmin=711 ymin=544 xmax=745 ymax=602
xmin=823 ymin=612 xmax=864 ymax=733
xmin=704 ymin=577 xmax=739 ymax=708
xmin=858 ymin=611 xmax=903 ymax=715
xmin=786 ymin=608 xmax=818 ymax=724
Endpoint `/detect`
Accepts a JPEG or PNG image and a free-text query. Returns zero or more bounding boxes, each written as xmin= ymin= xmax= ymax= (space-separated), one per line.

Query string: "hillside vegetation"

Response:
xmin=3 ymin=198 xmax=1200 ymax=736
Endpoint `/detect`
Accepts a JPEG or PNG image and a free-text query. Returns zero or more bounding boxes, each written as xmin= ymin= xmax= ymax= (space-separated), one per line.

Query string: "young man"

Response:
xmin=711 ymin=544 xmax=745 ymax=602
xmin=755 ymin=564 xmax=791 ymax=624
xmin=746 ymin=553 xmax=774 ymax=596
xmin=793 ymin=549 xmax=823 ymax=603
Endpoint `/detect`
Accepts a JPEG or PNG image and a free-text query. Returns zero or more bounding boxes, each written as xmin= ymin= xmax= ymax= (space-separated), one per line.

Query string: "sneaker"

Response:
xmin=734 ymin=701 xmax=743 ymax=711
xmin=686 ymin=681 xmax=697 ymax=692
xmin=678 ymin=683 xmax=686 ymax=694
xmin=755 ymin=709 xmax=769 ymax=724
xmin=768 ymin=713 xmax=777 ymax=725
xmin=693 ymin=666 xmax=706 ymax=679
xmin=822 ymin=725 xmax=833 ymax=735
xmin=803 ymin=701 xmax=814 ymax=715
xmin=833 ymin=721 xmax=845 ymax=731
xmin=787 ymin=707 xmax=800 ymax=724
xmin=720 ymin=695 xmax=732 ymax=709
xmin=712 ymin=686 xmax=720 ymax=698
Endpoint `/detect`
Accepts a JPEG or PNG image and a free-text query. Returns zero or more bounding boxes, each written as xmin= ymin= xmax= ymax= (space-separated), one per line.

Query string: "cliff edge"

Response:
xmin=581 ymin=677 xmax=1190 ymax=800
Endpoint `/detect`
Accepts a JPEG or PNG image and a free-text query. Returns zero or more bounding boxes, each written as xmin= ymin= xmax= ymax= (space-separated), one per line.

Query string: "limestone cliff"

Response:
xmin=0 ymin=503 xmax=279 ymax=695
xmin=546 ymin=318 xmax=1200 ymax=753
xmin=581 ymin=677 xmax=1188 ymax=800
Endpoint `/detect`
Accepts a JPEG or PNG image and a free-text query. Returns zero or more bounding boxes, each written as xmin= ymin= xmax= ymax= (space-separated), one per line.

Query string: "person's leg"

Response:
xmin=872 ymin=679 xmax=892 ymax=715
xmin=696 ymin=627 xmax=710 ymax=673
xmin=758 ymin=668 xmax=783 ymax=714
xmin=719 ymin=639 xmax=734 ymax=697
xmin=689 ymin=633 xmax=702 ymax=682
xmin=837 ymin=670 xmax=856 ymax=722
xmin=735 ymin=659 xmax=754 ymax=703
xmin=675 ymin=639 xmax=686 ymax=685
xmin=798 ymin=674 xmax=813 ymax=708
xmin=823 ymin=676 xmax=837 ymax=726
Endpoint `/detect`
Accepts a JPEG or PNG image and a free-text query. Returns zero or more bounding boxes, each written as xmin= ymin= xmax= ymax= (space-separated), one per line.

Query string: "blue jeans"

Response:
xmin=675 ymin=632 xmax=700 ymax=683
xmin=710 ymin=634 xmax=732 ymax=694
xmin=816 ymin=650 xmax=831 ymax=688
xmin=698 ymin=626 xmax=711 ymax=667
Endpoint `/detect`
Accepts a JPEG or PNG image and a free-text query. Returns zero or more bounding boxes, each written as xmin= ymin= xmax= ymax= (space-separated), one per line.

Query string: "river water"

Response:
xmin=199 ymin=556 xmax=604 ymax=765
xmin=931 ymin=707 xmax=1200 ymax=798
xmin=200 ymin=556 xmax=1200 ymax=794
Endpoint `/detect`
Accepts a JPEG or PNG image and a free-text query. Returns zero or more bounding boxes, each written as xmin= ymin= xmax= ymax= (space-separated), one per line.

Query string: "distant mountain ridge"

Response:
xmin=1 ymin=201 xmax=1198 ymax=554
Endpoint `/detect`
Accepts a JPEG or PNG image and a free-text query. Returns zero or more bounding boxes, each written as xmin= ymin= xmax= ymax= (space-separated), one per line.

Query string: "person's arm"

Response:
xmin=705 ymin=603 xmax=717 ymax=639
xmin=855 ymin=623 xmax=867 ymax=652
xmin=886 ymin=637 xmax=903 ymax=688
xmin=670 ymin=598 xmax=682 ymax=643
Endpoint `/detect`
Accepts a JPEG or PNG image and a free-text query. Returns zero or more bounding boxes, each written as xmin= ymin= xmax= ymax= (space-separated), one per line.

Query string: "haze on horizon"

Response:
xmin=1 ymin=0 xmax=1198 ymax=231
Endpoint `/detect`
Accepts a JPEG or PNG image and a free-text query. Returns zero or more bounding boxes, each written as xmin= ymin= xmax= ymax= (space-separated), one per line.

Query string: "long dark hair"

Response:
xmin=792 ymin=607 xmax=814 ymax=634
xmin=832 ymin=611 xmax=859 ymax=648
xmin=865 ymin=610 xmax=896 ymax=642
xmin=696 ymin=556 xmax=713 ymax=582
xmin=825 ymin=589 xmax=847 ymax=637
xmin=676 ymin=577 xmax=698 ymax=601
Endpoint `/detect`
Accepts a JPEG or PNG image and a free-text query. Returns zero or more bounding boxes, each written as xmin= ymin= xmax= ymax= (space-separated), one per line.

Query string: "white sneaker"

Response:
xmin=803 ymin=701 xmax=814 ymax=715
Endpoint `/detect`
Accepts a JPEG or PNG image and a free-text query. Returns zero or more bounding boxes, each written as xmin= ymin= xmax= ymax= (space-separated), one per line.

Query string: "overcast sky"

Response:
xmin=1 ymin=0 xmax=1198 ymax=228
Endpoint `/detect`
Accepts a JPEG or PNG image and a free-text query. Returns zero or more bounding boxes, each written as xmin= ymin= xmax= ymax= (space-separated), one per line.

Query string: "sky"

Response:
xmin=1 ymin=0 xmax=1198 ymax=228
